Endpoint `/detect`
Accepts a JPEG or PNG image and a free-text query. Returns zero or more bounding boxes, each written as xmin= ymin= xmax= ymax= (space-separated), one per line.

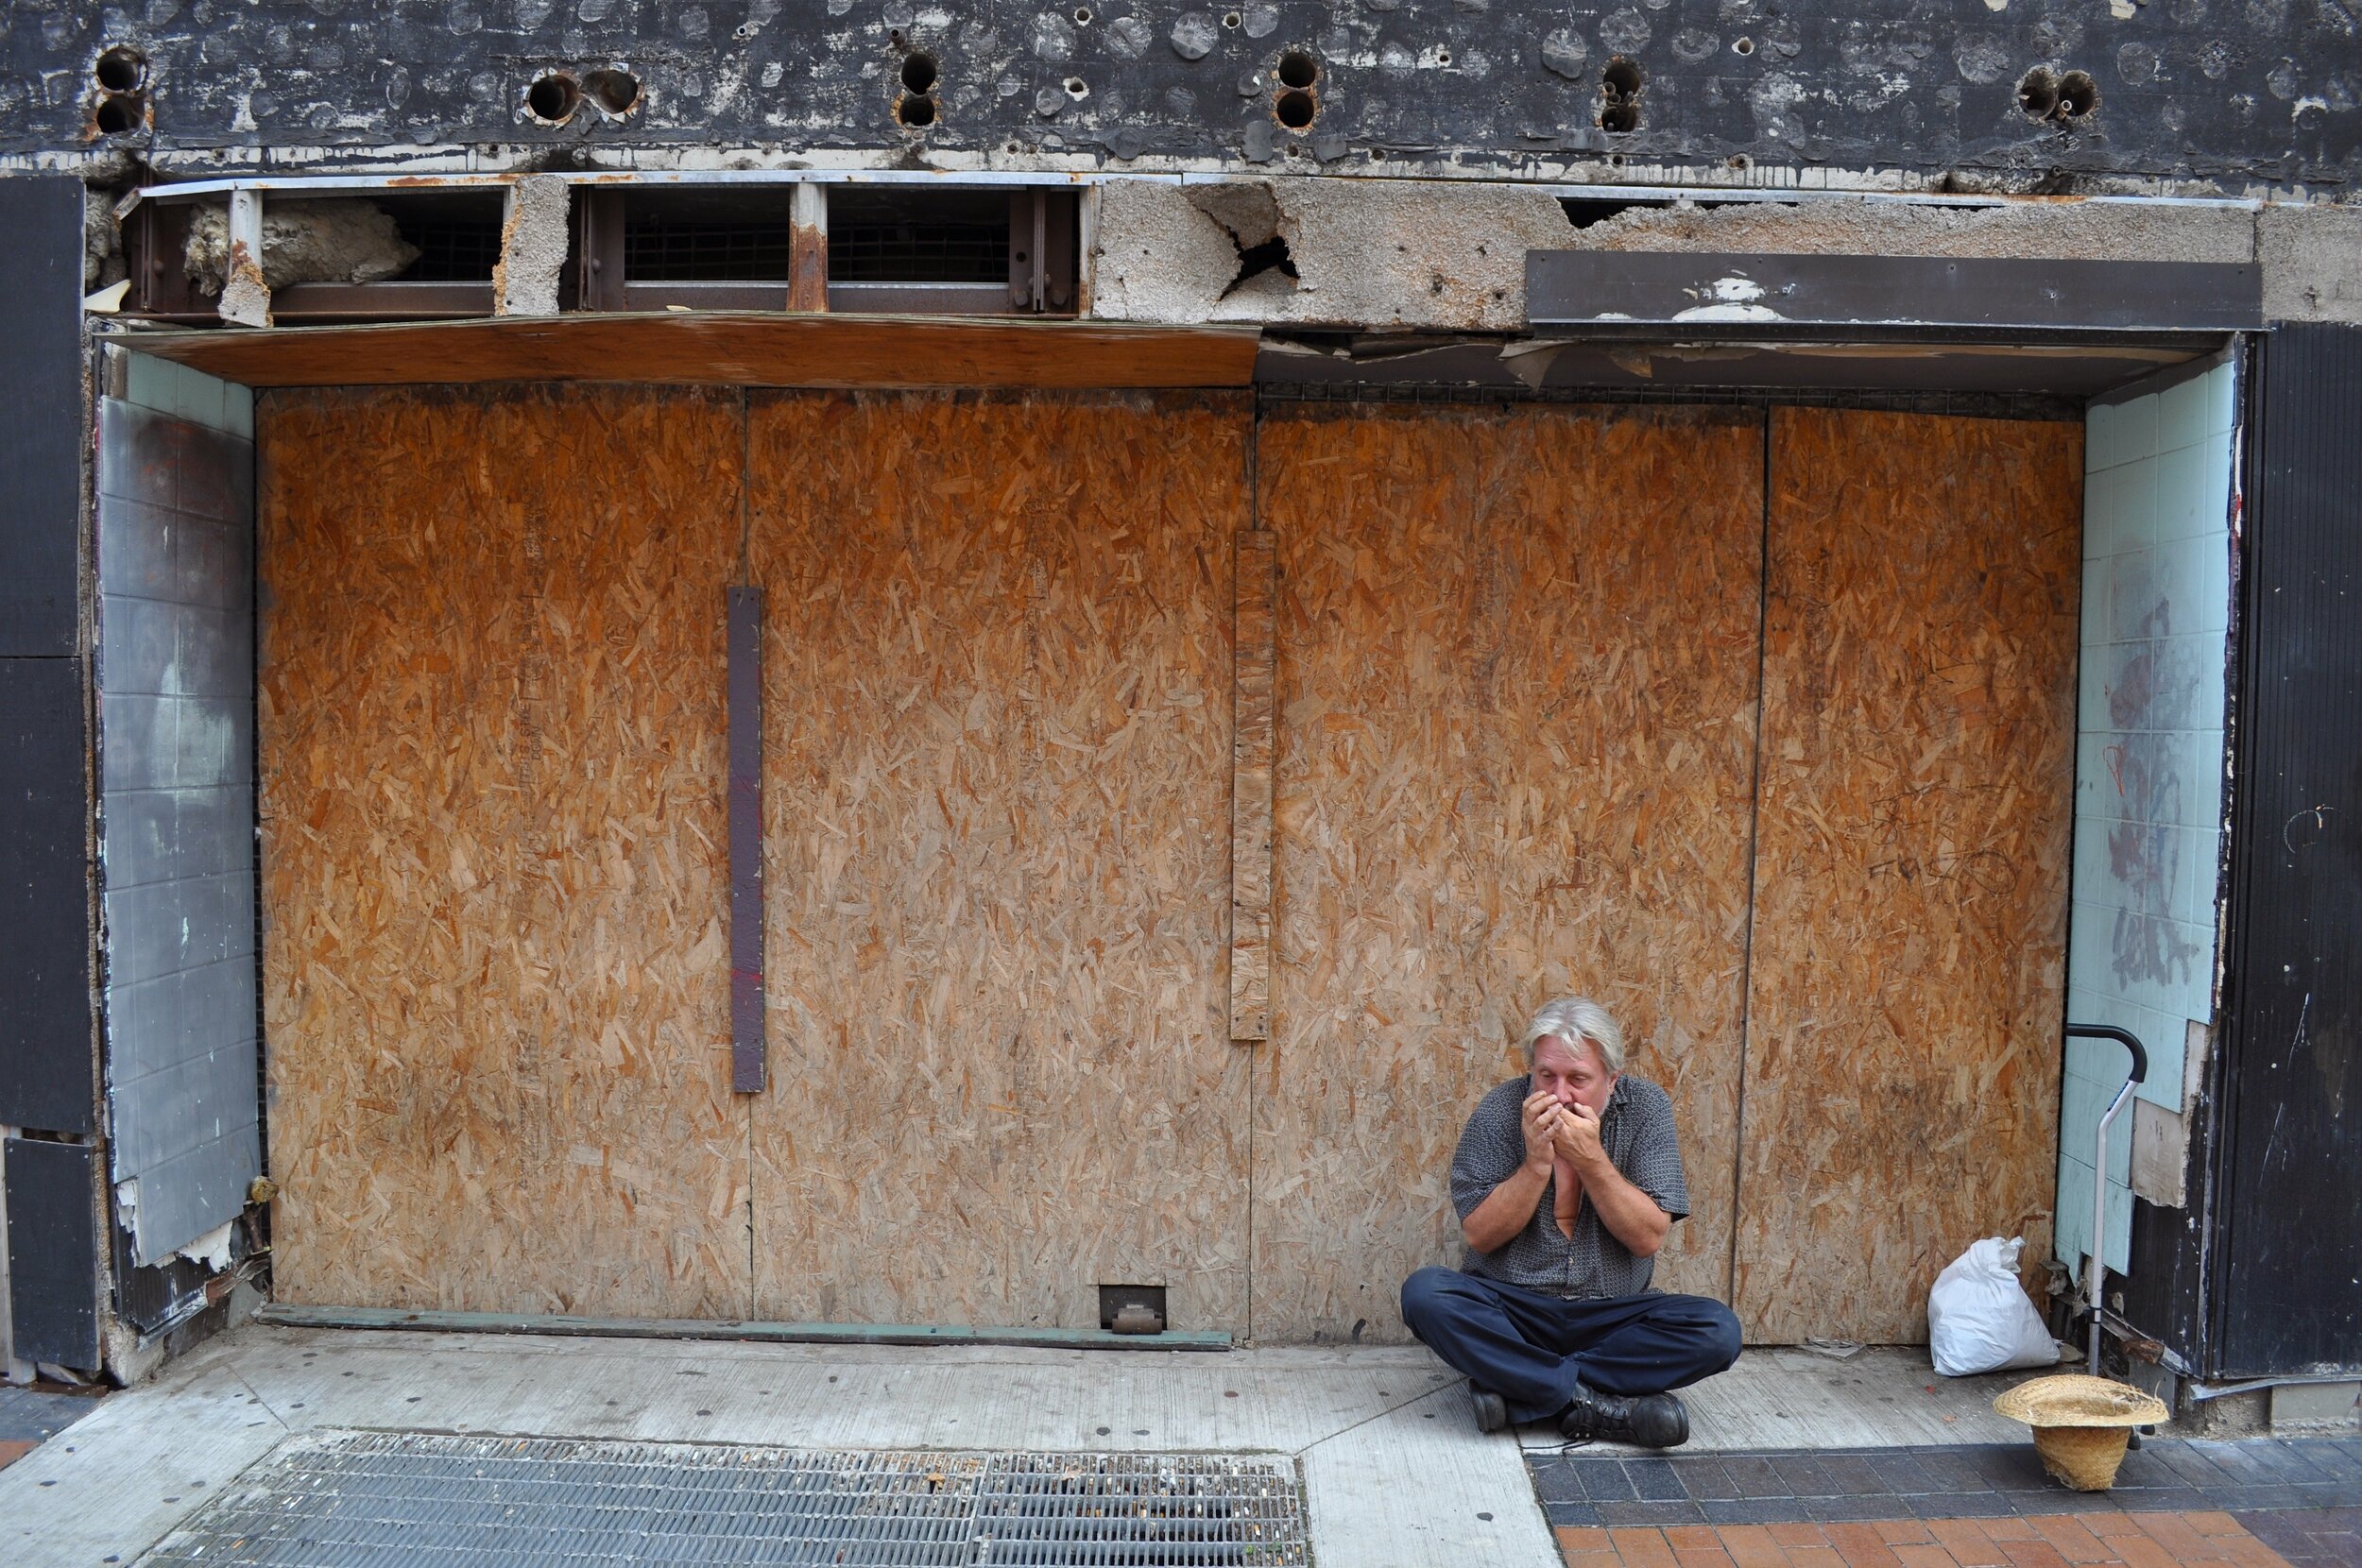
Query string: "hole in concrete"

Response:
xmin=95 ymin=45 xmax=147 ymax=93
xmin=94 ymin=93 xmax=144 ymax=135
xmin=1734 ymin=36 xmax=1754 ymax=56
xmin=1274 ymin=87 xmax=1316 ymax=128
xmin=1436 ymin=47 xmax=1453 ymax=65
xmin=2017 ymin=67 xmax=2058 ymax=119
xmin=1063 ymin=76 xmax=1089 ymax=98
xmin=1222 ymin=234 xmax=1299 ymax=298
xmin=1223 ymin=10 xmax=1242 ymax=26
xmin=584 ymin=68 xmax=643 ymax=116
xmin=1276 ymin=49 xmax=1319 ymax=88
xmin=1072 ymin=5 xmax=1092 ymax=22
xmin=525 ymin=72 xmax=580 ymax=123
xmin=897 ymin=93 xmax=936 ymax=127
xmin=1559 ymin=196 xmax=1669 ymax=229
xmin=1600 ymin=57 xmax=1642 ymax=132
xmin=900 ymin=51 xmax=937 ymax=94
xmin=2057 ymin=70 xmax=2098 ymax=119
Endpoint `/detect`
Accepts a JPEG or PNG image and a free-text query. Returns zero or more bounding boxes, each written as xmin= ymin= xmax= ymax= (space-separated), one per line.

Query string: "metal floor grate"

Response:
xmin=138 ymin=1430 xmax=1312 ymax=1566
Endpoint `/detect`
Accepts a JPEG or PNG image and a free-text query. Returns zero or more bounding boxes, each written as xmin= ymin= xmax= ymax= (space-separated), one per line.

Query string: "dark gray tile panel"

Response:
xmin=3 ymin=1137 xmax=101 ymax=1368
xmin=0 ymin=178 xmax=84 ymax=657
xmin=0 ymin=657 xmax=94 ymax=1133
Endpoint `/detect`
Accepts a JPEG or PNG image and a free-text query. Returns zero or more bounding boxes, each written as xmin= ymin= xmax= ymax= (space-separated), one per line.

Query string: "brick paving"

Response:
xmin=2236 ymin=1508 xmax=2362 ymax=1568
xmin=1535 ymin=1440 xmax=2362 ymax=1568
xmin=1556 ymin=1510 xmax=2305 ymax=1568
xmin=1529 ymin=1441 xmax=2362 ymax=1527
xmin=0 ymin=1382 xmax=105 ymax=1473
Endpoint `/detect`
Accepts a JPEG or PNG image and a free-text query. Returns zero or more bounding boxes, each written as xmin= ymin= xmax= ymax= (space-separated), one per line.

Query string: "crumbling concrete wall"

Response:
xmin=493 ymin=175 xmax=571 ymax=317
xmin=1092 ymin=177 xmax=2332 ymax=332
xmin=1095 ymin=179 xmax=1581 ymax=331
xmin=14 ymin=1 xmax=2362 ymax=194
xmin=183 ymin=200 xmax=418 ymax=294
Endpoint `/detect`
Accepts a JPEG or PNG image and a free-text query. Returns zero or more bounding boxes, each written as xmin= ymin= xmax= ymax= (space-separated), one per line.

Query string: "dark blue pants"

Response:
xmin=1400 ymin=1266 xmax=1743 ymax=1424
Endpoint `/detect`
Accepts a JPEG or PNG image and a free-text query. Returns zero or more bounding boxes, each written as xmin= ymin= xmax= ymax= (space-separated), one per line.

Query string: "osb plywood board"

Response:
xmin=1253 ymin=402 xmax=1767 ymax=1343
xmin=1735 ymin=406 xmax=2080 ymax=1345
xmin=746 ymin=391 xmax=1252 ymax=1333
xmin=131 ymin=315 xmax=1259 ymax=391
xmin=259 ymin=385 xmax=751 ymax=1318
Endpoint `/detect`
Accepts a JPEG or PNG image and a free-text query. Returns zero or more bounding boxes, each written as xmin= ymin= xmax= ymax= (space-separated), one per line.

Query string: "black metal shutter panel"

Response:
xmin=2217 ymin=323 xmax=2362 ymax=1377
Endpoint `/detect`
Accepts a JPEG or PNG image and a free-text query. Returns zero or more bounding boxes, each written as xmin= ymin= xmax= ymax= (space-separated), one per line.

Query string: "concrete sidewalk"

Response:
xmin=3 ymin=1322 xmax=1527 ymax=1565
xmin=0 ymin=1326 xmax=2222 ymax=1567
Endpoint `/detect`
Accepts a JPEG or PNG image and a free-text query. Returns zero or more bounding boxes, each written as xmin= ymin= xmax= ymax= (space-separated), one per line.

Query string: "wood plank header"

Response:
xmin=118 ymin=313 xmax=1263 ymax=391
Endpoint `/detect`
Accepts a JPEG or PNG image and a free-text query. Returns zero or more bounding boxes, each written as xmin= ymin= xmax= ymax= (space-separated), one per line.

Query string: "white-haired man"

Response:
xmin=1401 ymin=997 xmax=1741 ymax=1448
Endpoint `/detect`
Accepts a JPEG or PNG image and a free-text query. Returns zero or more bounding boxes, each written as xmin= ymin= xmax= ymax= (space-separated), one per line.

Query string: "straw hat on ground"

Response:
xmin=1993 ymin=1373 xmax=2170 ymax=1491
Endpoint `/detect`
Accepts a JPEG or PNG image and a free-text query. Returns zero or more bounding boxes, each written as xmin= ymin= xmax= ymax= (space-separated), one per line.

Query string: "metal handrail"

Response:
xmin=2063 ymin=1024 xmax=2148 ymax=1376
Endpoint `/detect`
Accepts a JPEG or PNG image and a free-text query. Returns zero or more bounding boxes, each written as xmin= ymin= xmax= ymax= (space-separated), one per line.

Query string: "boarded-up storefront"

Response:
xmin=260 ymin=386 xmax=2078 ymax=1344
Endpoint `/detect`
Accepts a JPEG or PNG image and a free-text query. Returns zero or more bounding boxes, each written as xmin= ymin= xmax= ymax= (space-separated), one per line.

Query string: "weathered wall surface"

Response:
xmin=253 ymin=388 xmax=2083 ymax=1342
xmin=1092 ymin=177 xmax=2277 ymax=330
xmin=261 ymin=385 xmax=752 ymax=1319
xmin=745 ymin=390 xmax=1252 ymax=1336
xmin=1252 ymin=401 xmax=1766 ymax=1342
xmin=1737 ymin=407 xmax=2081 ymax=1345
xmin=11 ymin=3 xmax=2361 ymax=191
xmin=2061 ymin=362 xmax=2236 ymax=1276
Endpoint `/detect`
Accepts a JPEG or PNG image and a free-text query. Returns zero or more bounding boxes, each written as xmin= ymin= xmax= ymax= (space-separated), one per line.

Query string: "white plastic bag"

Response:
xmin=1927 ymin=1236 xmax=2062 ymax=1377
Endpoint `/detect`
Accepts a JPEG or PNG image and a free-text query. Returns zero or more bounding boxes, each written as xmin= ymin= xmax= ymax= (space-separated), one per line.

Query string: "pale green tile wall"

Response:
xmin=122 ymin=352 xmax=253 ymax=439
xmin=2058 ymin=361 xmax=2235 ymax=1275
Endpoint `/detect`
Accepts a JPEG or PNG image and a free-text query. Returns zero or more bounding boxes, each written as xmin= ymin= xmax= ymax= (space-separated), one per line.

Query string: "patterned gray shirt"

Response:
xmin=1448 ymin=1073 xmax=1690 ymax=1299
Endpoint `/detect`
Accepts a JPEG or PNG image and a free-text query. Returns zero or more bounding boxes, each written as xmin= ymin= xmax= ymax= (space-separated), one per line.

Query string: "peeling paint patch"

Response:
xmin=1672 ymin=300 xmax=1784 ymax=321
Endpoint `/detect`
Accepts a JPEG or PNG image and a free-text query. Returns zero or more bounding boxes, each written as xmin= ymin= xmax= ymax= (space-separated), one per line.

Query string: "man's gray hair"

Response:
xmin=1518 ymin=997 xmax=1625 ymax=1074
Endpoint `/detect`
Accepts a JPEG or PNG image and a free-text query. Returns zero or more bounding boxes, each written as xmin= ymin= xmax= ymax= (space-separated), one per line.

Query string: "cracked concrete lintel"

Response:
xmin=1093 ymin=177 xmax=2282 ymax=333
xmin=2258 ymin=202 xmax=2362 ymax=324
xmin=494 ymin=174 xmax=573 ymax=318
xmin=1097 ymin=179 xmax=1571 ymax=332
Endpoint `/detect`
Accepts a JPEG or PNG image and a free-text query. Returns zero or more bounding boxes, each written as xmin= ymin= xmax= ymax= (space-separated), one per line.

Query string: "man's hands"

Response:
xmin=1551 ymin=1098 xmax=1606 ymax=1169
xmin=1522 ymin=1091 xmax=1607 ymax=1175
xmin=1519 ymin=1091 xmax=1562 ymax=1173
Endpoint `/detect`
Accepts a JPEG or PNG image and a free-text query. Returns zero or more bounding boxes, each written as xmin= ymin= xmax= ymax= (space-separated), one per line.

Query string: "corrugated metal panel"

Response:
xmin=94 ymin=394 xmax=263 ymax=1267
xmin=2215 ymin=323 xmax=2362 ymax=1376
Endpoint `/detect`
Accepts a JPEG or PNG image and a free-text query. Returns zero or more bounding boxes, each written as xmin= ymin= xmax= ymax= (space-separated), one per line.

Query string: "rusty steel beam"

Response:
xmin=727 ymin=586 xmax=765 ymax=1095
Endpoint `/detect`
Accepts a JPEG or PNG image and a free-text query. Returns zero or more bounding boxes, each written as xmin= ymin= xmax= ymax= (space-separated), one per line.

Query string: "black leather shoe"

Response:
xmin=1557 ymin=1380 xmax=1689 ymax=1448
xmin=1471 ymin=1388 xmax=1511 ymax=1433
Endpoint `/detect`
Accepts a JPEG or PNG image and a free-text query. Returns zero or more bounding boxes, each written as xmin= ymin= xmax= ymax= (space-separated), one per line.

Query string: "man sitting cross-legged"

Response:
xmin=1401 ymin=996 xmax=1741 ymax=1448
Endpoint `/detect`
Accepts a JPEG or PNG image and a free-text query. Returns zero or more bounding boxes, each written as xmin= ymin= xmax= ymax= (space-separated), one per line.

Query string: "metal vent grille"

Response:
xmin=391 ymin=213 xmax=505 ymax=281
xmin=625 ymin=217 xmax=799 ymax=281
xmin=828 ymin=189 xmax=1010 ymax=283
xmin=138 ymin=1430 xmax=1312 ymax=1567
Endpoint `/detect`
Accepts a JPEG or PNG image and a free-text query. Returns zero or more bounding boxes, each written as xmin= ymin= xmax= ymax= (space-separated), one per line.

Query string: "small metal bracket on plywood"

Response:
xmin=1526 ymin=252 xmax=2263 ymax=341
